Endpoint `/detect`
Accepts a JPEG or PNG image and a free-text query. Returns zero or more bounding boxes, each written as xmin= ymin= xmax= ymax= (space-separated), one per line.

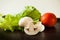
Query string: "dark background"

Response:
xmin=0 ymin=18 xmax=60 ymax=40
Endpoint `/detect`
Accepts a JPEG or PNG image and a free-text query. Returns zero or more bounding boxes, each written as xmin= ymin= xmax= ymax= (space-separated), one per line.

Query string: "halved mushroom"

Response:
xmin=24 ymin=22 xmax=39 ymax=35
xmin=18 ymin=17 xmax=33 ymax=27
xmin=35 ymin=22 xmax=45 ymax=32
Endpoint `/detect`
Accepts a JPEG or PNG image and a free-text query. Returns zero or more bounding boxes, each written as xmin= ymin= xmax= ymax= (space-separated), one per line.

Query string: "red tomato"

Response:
xmin=41 ymin=12 xmax=57 ymax=27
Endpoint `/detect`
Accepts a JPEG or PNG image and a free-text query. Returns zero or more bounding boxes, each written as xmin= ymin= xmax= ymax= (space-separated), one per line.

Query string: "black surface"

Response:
xmin=0 ymin=18 xmax=60 ymax=40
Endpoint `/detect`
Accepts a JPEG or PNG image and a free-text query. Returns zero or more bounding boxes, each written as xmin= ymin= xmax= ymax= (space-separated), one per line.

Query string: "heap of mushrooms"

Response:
xmin=19 ymin=17 xmax=45 ymax=35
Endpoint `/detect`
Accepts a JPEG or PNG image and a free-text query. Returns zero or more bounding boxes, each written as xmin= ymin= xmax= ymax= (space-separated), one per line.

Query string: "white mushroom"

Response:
xmin=18 ymin=17 xmax=33 ymax=27
xmin=18 ymin=17 xmax=45 ymax=35
xmin=24 ymin=22 xmax=39 ymax=35
xmin=35 ymin=22 xmax=45 ymax=32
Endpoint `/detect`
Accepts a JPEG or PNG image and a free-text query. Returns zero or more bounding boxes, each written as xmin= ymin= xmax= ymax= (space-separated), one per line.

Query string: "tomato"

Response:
xmin=41 ymin=12 xmax=57 ymax=27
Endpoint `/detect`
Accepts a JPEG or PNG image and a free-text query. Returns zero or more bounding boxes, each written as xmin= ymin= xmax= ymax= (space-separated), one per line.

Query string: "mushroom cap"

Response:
xmin=24 ymin=22 xmax=39 ymax=35
xmin=19 ymin=17 xmax=33 ymax=27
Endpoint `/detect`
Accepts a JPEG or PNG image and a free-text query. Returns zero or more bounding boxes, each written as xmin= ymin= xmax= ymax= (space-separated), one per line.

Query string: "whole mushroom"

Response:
xmin=18 ymin=17 xmax=33 ymax=27
xmin=18 ymin=17 xmax=45 ymax=35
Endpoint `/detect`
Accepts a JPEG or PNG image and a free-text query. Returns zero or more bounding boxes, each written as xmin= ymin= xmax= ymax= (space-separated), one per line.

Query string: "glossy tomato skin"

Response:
xmin=41 ymin=13 xmax=57 ymax=27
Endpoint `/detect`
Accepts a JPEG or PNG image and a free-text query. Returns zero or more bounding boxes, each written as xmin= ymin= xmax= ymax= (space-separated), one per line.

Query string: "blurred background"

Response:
xmin=0 ymin=0 xmax=60 ymax=18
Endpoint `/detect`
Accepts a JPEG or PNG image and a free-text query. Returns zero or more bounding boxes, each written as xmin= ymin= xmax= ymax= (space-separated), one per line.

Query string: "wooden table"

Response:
xmin=0 ymin=18 xmax=60 ymax=40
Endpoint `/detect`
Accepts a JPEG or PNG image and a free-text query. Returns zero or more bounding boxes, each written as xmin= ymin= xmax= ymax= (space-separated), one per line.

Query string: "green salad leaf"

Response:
xmin=17 ymin=6 xmax=41 ymax=21
xmin=0 ymin=14 xmax=23 ymax=32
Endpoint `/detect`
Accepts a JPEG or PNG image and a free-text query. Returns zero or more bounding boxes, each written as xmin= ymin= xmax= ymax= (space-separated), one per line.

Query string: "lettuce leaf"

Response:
xmin=0 ymin=14 xmax=23 ymax=32
xmin=17 ymin=6 xmax=41 ymax=21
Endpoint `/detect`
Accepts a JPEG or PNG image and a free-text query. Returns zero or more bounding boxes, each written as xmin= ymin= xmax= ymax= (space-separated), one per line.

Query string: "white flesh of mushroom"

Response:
xmin=24 ymin=22 xmax=39 ymax=35
xmin=35 ymin=22 xmax=45 ymax=32
xmin=18 ymin=17 xmax=33 ymax=27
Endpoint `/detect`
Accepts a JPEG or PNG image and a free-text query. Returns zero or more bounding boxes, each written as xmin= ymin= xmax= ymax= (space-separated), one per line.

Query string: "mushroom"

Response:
xmin=24 ymin=22 xmax=39 ymax=35
xmin=18 ymin=17 xmax=45 ymax=35
xmin=35 ymin=22 xmax=45 ymax=32
xmin=18 ymin=17 xmax=33 ymax=27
